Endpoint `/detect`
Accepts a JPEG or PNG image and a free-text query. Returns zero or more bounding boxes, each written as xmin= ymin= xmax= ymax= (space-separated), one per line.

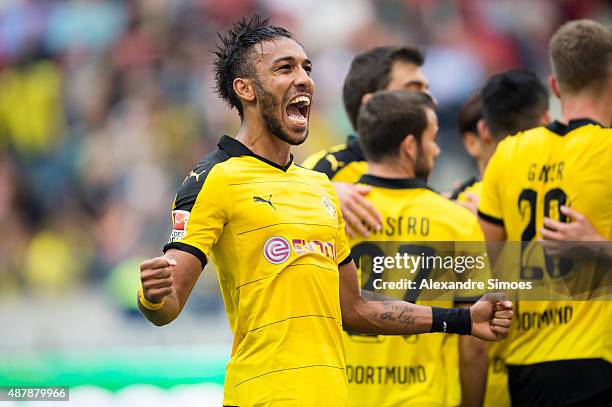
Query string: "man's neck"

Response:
xmin=476 ymin=156 xmax=489 ymax=178
xmin=560 ymin=91 xmax=612 ymax=126
xmin=477 ymin=146 xmax=496 ymax=178
xmin=235 ymin=120 xmax=292 ymax=167
xmin=367 ymin=161 xmax=415 ymax=179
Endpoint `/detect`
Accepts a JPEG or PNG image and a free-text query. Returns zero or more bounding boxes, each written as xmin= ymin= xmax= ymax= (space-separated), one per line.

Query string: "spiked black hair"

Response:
xmin=482 ymin=69 xmax=548 ymax=138
xmin=213 ymin=15 xmax=294 ymax=118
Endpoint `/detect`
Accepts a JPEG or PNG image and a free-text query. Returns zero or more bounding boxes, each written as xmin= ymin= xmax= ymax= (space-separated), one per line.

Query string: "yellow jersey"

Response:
xmin=478 ymin=119 xmax=612 ymax=404
xmin=451 ymin=177 xmax=483 ymax=206
xmin=164 ymin=136 xmax=352 ymax=406
xmin=302 ymin=135 xmax=368 ymax=182
xmin=344 ymin=174 xmax=486 ymax=407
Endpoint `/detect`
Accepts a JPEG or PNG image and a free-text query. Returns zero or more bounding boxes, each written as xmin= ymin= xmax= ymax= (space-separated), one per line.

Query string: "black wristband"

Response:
xmin=430 ymin=307 xmax=472 ymax=335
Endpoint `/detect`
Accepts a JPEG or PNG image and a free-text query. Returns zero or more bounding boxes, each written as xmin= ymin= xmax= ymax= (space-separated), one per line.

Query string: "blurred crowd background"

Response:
xmin=0 ymin=0 xmax=610 ymax=355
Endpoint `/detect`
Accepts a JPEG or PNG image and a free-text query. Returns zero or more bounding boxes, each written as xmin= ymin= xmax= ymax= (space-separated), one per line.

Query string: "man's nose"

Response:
xmin=294 ymin=67 xmax=315 ymax=91
xmin=434 ymin=144 xmax=441 ymax=157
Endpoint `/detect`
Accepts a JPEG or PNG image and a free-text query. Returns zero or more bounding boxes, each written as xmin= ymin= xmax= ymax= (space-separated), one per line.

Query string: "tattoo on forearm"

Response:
xmin=398 ymin=314 xmax=417 ymax=326
xmin=381 ymin=312 xmax=396 ymax=321
xmin=376 ymin=305 xmax=417 ymax=326
xmin=382 ymin=302 xmax=415 ymax=313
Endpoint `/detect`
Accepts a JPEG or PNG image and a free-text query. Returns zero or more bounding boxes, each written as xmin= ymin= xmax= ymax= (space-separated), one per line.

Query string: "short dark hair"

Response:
xmin=482 ymin=69 xmax=549 ymax=138
xmin=457 ymin=90 xmax=482 ymax=136
xmin=213 ymin=15 xmax=293 ymax=117
xmin=343 ymin=45 xmax=425 ymax=130
xmin=550 ymin=20 xmax=612 ymax=94
xmin=357 ymin=91 xmax=434 ymax=162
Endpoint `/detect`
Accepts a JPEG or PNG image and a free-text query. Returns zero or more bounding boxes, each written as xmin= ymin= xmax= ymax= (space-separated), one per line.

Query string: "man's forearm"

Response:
xmin=340 ymin=263 xmax=476 ymax=337
xmin=343 ymin=295 xmax=433 ymax=335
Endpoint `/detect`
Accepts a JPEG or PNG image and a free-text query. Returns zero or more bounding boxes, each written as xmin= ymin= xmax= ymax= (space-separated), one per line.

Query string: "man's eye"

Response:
xmin=279 ymin=64 xmax=291 ymax=71
xmin=304 ymin=66 xmax=312 ymax=75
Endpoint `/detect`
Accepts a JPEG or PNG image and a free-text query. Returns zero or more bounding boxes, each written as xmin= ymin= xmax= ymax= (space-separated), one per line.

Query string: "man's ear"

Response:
xmin=548 ymin=75 xmax=561 ymax=99
xmin=462 ymin=131 xmax=482 ymax=159
xmin=361 ymin=92 xmax=374 ymax=106
xmin=233 ymin=78 xmax=256 ymax=104
xmin=400 ymin=134 xmax=418 ymax=162
xmin=477 ymin=119 xmax=493 ymax=144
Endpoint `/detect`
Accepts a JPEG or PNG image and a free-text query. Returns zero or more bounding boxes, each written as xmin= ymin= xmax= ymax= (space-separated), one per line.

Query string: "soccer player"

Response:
xmin=344 ymin=90 xmax=489 ymax=407
xmin=452 ymin=69 xmax=550 ymax=215
xmin=302 ymin=45 xmax=430 ymax=237
xmin=137 ymin=16 xmax=513 ymax=407
xmin=452 ymin=69 xmax=551 ymax=407
xmin=478 ymin=20 xmax=612 ymax=407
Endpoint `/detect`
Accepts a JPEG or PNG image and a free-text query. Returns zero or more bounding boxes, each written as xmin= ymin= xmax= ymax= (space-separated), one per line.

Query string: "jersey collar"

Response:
xmin=546 ymin=118 xmax=605 ymax=136
xmin=358 ymin=174 xmax=430 ymax=190
xmin=218 ymin=135 xmax=294 ymax=172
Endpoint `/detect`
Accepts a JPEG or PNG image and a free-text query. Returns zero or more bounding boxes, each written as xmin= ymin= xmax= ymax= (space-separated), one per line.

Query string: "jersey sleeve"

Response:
xmin=163 ymin=164 xmax=230 ymax=269
xmin=478 ymin=143 xmax=506 ymax=226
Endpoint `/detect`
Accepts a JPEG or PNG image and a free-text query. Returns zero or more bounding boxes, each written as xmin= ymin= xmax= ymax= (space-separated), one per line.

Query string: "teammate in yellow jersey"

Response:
xmin=453 ymin=69 xmax=551 ymax=407
xmin=478 ymin=20 xmax=612 ymax=407
xmin=343 ymin=90 xmax=491 ymax=407
xmin=135 ymin=15 xmax=514 ymax=407
xmin=303 ymin=45 xmax=431 ymax=237
xmin=452 ymin=69 xmax=550 ymax=215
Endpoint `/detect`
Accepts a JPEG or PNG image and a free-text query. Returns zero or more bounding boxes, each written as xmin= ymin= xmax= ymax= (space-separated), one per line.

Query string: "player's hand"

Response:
xmin=540 ymin=206 xmax=604 ymax=242
xmin=139 ymin=254 xmax=177 ymax=304
xmin=457 ymin=192 xmax=479 ymax=215
xmin=469 ymin=293 xmax=513 ymax=341
xmin=539 ymin=206 xmax=605 ymax=257
xmin=333 ymin=182 xmax=382 ymax=237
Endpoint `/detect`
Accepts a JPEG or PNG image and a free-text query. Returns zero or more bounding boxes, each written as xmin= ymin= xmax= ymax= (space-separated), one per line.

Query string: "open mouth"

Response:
xmin=285 ymin=95 xmax=311 ymax=127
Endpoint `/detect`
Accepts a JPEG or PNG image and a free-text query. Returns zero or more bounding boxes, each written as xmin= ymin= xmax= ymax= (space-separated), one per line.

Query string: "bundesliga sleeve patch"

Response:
xmin=168 ymin=210 xmax=190 ymax=243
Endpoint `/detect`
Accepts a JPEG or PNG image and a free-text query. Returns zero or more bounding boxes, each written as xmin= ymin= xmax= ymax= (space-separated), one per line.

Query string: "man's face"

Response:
xmin=415 ymin=108 xmax=440 ymax=179
xmin=386 ymin=60 xmax=430 ymax=94
xmin=252 ymin=37 xmax=315 ymax=145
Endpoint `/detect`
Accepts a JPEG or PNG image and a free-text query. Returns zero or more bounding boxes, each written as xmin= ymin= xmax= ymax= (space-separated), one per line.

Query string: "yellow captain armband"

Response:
xmin=138 ymin=287 xmax=165 ymax=310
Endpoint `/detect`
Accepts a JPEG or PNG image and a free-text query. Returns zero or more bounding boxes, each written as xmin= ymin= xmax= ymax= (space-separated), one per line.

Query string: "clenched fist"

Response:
xmin=139 ymin=255 xmax=177 ymax=304
xmin=470 ymin=293 xmax=514 ymax=341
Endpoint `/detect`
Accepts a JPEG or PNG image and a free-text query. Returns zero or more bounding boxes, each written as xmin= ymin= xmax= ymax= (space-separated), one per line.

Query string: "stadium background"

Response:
xmin=0 ymin=0 xmax=609 ymax=405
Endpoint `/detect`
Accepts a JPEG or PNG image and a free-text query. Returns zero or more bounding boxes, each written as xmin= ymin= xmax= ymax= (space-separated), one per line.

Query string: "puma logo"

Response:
xmin=325 ymin=154 xmax=344 ymax=172
xmin=188 ymin=169 xmax=206 ymax=182
xmin=253 ymin=194 xmax=275 ymax=210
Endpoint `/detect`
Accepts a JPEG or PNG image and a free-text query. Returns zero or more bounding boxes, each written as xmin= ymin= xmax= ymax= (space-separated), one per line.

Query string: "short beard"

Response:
xmin=254 ymin=80 xmax=308 ymax=146
xmin=414 ymin=144 xmax=432 ymax=180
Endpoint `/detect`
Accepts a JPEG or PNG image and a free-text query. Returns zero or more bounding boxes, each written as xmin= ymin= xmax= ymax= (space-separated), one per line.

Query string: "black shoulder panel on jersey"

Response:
xmin=173 ymin=147 xmax=230 ymax=212
xmin=311 ymin=135 xmax=366 ymax=179
xmin=450 ymin=176 xmax=478 ymax=200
